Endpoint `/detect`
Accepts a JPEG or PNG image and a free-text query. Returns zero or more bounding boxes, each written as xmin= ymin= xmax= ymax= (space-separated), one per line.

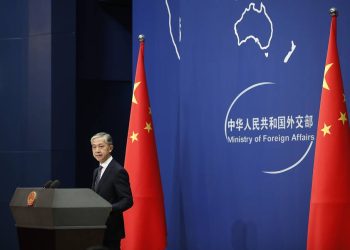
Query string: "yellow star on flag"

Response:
xmin=132 ymin=81 xmax=141 ymax=104
xmin=144 ymin=122 xmax=152 ymax=133
xmin=338 ymin=112 xmax=347 ymax=125
xmin=321 ymin=123 xmax=331 ymax=136
xmin=130 ymin=131 xmax=139 ymax=143
xmin=323 ymin=63 xmax=333 ymax=90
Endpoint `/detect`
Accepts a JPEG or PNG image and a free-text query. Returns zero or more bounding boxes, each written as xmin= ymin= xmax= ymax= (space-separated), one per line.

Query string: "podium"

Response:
xmin=10 ymin=188 xmax=112 ymax=250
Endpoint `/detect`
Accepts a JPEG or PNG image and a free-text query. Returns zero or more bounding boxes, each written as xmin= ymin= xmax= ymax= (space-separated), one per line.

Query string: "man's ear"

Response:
xmin=109 ymin=145 xmax=114 ymax=152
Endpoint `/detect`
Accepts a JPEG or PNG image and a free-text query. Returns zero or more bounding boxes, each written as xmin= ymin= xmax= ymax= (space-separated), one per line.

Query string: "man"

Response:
xmin=91 ymin=132 xmax=133 ymax=250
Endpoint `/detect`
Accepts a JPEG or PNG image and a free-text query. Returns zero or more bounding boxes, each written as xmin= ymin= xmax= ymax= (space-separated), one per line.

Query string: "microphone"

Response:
xmin=43 ymin=180 xmax=53 ymax=188
xmin=49 ymin=180 xmax=61 ymax=188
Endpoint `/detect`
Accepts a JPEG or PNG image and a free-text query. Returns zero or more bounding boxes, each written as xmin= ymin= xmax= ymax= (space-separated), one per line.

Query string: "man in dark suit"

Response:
xmin=91 ymin=132 xmax=133 ymax=250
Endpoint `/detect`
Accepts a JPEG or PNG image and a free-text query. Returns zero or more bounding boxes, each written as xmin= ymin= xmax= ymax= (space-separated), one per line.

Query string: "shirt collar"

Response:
xmin=100 ymin=156 xmax=113 ymax=169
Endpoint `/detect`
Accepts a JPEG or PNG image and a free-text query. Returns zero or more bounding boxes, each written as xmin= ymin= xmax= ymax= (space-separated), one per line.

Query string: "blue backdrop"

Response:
xmin=133 ymin=1 xmax=350 ymax=249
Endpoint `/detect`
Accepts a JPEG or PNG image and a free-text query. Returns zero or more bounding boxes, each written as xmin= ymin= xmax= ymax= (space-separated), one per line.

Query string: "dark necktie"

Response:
xmin=94 ymin=166 xmax=103 ymax=190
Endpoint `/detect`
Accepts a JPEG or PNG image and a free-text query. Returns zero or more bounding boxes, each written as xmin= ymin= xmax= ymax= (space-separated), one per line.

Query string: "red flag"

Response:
xmin=122 ymin=37 xmax=167 ymax=250
xmin=307 ymin=11 xmax=350 ymax=250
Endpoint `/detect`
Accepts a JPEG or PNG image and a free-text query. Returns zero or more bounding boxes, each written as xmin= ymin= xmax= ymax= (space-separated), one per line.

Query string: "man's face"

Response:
xmin=91 ymin=137 xmax=113 ymax=163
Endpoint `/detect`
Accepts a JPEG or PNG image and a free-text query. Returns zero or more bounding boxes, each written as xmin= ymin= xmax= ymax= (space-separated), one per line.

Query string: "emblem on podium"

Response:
xmin=27 ymin=191 xmax=37 ymax=207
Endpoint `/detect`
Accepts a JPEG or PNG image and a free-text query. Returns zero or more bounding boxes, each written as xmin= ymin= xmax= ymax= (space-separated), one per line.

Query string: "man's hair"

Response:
xmin=90 ymin=132 xmax=113 ymax=145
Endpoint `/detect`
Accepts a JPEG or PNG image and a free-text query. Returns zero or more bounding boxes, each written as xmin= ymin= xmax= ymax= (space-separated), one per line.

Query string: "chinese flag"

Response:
xmin=307 ymin=13 xmax=350 ymax=250
xmin=122 ymin=38 xmax=167 ymax=250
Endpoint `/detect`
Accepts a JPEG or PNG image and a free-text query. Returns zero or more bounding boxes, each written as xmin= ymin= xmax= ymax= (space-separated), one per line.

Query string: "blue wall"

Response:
xmin=0 ymin=1 xmax=75 ymax=249
xmin=1 ymin=1 xmax=349 ymax=249
xmin=75 ymin=0 xmax=132 ymax=188
xmin=0 ymin=1 xmax=131 ymax=248
xmin=133 ymin=1 xmax=350 ymax=249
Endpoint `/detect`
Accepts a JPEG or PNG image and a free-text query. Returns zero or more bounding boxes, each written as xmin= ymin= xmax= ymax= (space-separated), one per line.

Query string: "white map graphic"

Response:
xmin=179 ymin=17 xmax=182 ymax=42
xmin=165 ymin=0 xmax=181 ymax=60
xmin=284 ymin=40 xmax=296 ymax=63
xmin=234 ymin=2 xmax=273 ymax=58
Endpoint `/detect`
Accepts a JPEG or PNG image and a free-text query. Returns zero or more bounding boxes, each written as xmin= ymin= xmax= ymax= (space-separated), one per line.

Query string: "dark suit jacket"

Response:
xmin=92 ymin=158 xmax=133 ymax=241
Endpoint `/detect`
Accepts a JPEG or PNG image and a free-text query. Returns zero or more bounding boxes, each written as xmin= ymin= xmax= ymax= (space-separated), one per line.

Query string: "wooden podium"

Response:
xmin=10 ymin=188 xmax=111 ymax=250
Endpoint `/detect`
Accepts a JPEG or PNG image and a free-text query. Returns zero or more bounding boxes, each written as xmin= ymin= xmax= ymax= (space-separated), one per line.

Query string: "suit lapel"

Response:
xmin=92 ymin=168 xmax=98 ymax=190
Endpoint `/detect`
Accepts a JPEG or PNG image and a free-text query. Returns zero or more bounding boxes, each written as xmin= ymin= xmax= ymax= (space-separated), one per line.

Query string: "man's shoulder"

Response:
xmin=108 ymin=159 xmax=124 ymax=171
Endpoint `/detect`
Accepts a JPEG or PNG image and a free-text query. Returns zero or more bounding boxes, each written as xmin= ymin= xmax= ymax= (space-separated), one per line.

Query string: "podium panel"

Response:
xmin=10 ymin=188 xmax=112 ymax=250
xmin=17 ymin=228 xmax=105 ymax=250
